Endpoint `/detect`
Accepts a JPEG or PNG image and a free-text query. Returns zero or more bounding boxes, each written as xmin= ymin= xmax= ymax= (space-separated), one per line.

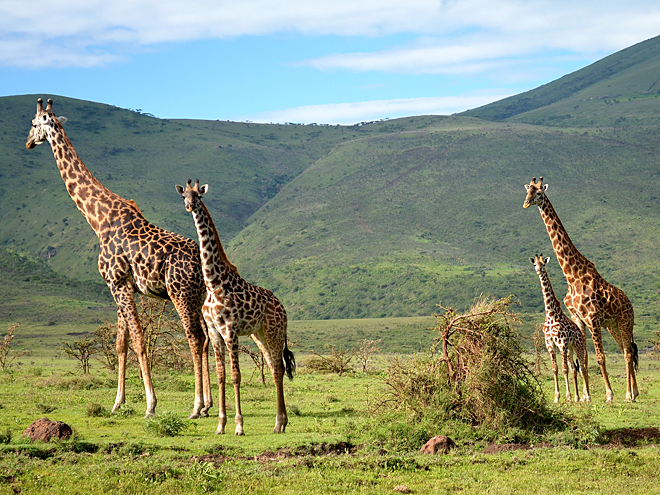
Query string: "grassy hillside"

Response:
xmin=461 ymin=34 xmax=660 ymax=123
xmin=3 ymin=33 xmax=660 ymax=352
xmin=226 ymin=118 xmax=660 ymax=346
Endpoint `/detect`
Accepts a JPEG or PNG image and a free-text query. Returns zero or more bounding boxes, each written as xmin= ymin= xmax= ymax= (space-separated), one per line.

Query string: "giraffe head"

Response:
xmin=529 ymin=254 xmax=551 ymax=274
xmin=523 ymin=176 xmax=548 ymax=209
xmin=26 ymin=98 xmax=67 ymax=150
xmin=175 ymin=179 xmax=209 ymax=213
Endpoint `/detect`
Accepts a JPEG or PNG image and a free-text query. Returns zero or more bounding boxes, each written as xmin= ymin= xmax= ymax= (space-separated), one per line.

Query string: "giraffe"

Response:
xmin=176 ymin=180 xmax=295 ymax=435
xmin=26 ymin=98 xmax=213 ymax=418
xmin=524 ymin=177 xmax=639 ymax=402
xmin=530 ymin=255 xmax=590 ymax=403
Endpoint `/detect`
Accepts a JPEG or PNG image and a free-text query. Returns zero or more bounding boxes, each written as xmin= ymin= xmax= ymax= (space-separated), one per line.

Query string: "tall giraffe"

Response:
xmin=176 ymin=180 xmax=295 ymax=435
xmin=524 ymin=177 xmax=638 ymax=402
xmin=26 ymin=98 xmax=213 ymax=418
xmin=530 ymin=255 xmax=590 ymax=403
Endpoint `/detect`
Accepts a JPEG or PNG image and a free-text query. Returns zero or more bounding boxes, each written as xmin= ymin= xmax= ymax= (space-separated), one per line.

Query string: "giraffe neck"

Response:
xmin=191 ymin=201 xmax=237 ymax=291
xmin=538 ymin=198 xmax=592 ymax=278
xmin=45 ymin=119 xmax=120 ymax=235
xmin=537 ymin=268 xmax=562 ymax=319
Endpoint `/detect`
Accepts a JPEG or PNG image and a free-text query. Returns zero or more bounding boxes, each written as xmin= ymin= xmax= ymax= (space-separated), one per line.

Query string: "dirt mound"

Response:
xmin=600 ymin=427 xmax=660 ymax=448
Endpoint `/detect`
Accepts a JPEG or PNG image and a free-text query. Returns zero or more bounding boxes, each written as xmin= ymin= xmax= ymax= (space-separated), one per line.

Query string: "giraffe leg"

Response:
xmin=226 ymin=333 xmax=244 ymax=436
xmin=567 ymin=346 xmax=579 ymax=402
xmin=112 ymin=311 xmax=128 ymax=413
xmin=576 ymin=338 xmax=591 ymax=402
xmin=547 ymin=342 xmax=560 ymax=403
xmin=255 ymin=326 xmax=288 ymax=433
xmin=208 ymin=323 xmax=227 ymax=434
xmin=608 ymin=315 xmax=638 ymax=402
xmin=111 ymin=284 xmax=157 ymax=417
xmin=200 ymin=317 xmax=213 ymax=416
xmin=172 ymin=298 xmax=206 ymax=419
xmin=560 ymin=347 xmax=572 ymax=402
xmin=577 ymin=317 xmax=613 ymax=403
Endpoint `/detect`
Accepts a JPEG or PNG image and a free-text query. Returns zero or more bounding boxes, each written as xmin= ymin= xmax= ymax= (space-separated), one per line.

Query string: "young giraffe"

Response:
xmin=524 ymin=177 xmax=639 ymax=402
xmin=176 ymin=180 xmax=295 ymax=435
xmin=26 ymin=98 xmax=213 ymax=418
xmin=530 ymin=255 xmax=590 ymax=403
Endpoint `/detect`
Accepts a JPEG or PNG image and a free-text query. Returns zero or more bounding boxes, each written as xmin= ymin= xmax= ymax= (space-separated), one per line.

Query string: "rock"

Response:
xmin=419 ymin=435 xmax=456 ymax=454
xmin=22 ymin=418 xmax=72 ymax=442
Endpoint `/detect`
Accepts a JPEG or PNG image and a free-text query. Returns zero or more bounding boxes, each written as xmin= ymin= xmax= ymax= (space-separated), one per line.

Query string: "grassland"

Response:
xmin=1 ymin=349 xmax=660 ymax=494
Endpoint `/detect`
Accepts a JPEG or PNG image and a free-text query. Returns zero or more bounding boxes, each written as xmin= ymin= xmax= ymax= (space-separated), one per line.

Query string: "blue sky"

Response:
xmin=2 ymin=1 xmax=660 ymax=124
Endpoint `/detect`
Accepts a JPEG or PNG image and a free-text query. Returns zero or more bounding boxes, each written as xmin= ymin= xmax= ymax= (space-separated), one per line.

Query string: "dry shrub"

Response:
xmin=380 ymin=296 xmax=570 ymax=436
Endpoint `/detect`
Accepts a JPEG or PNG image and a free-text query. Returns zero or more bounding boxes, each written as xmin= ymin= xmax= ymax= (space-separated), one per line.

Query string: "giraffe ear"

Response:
xmin=544 ymin=257 xmax=551 ymax=265
xmin=58 ymin=116 xmax=67 ymax=125
xmin=542 ymin=184 xmax=548 ymax=192
xmin=529 ymin=257 xmax=535 ymax=264
xmin=175 ymin=185 xmax=184 ymax=195
xmin=524 ymin=184 xmax=530 ymax=191
xmin=200 ymin=184 xmax=209 ymax=195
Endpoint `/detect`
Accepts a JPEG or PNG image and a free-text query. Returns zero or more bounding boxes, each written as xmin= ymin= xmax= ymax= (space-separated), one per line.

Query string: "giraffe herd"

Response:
xmin=24 ymin=98 xmax=640 ymax=435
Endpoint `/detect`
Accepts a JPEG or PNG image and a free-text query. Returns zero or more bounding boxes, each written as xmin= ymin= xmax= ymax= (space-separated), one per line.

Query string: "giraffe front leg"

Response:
xmin=560 ymin=349 xmax=572 ymax=402
xmin=226 ymin=334 xmax=244 ymax=436
xmin=112 ymin=312 xmax=128 ymax=414
xmin=548 ymin=349 xmax=560 ymax=403
xmin=210 ymin=329 xmax=227 ymax=434
xmin=577 ymin=341 xmax=591 ymax=402
xmin=112 ymin=285 xmax=157 ymax=417
xmin=200 ymin=318 xmax=213 ymax=417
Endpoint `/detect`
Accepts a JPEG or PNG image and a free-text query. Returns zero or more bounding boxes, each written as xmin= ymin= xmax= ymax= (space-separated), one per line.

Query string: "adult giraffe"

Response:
xmin=524 ymin=176 xmax=638 ymax=402
xmin=26 ymin=98 xmax=213 ymax=418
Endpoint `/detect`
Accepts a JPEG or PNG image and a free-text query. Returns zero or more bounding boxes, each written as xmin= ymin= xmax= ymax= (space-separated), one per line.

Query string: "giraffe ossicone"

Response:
xmin=524 ymin=177 xmax=639 ymax=403
xmin=177 ymin=179 xmax=295 ymax=435
xmin=26 ymin=98 xmax=214 ymax=419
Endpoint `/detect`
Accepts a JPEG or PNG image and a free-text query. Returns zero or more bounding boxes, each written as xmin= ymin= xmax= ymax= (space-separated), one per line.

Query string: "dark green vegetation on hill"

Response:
xmin=2 ymin=35 xmax=660 ymax=350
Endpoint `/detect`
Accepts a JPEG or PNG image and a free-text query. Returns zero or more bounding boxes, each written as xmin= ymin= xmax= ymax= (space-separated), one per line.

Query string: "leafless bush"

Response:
xmin=305 ymin=345 xmax=354 ymax=376
xmin=0 ymin=323 xmax=27 ymax=371
xmin=355 ymin=339 xmax=381 ymax=373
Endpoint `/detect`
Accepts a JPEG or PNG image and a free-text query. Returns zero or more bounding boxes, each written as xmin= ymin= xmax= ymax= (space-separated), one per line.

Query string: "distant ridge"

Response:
xmin=461 ymin=34 xmax=660 ymax=121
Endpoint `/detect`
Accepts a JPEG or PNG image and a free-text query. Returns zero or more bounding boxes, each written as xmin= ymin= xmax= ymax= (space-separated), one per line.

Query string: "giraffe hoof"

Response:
xmin=188 ymin=413 xmax=201 ymax=420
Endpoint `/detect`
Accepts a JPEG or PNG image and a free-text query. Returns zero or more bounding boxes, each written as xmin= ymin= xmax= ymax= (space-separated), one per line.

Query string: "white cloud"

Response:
xmin=1 ymin=1 xmax=659 ymax=68
xmin=240 ymin=92 xmax=513 ymax=125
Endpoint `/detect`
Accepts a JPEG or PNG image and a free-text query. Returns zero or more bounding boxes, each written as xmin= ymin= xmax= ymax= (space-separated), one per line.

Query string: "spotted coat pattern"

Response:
xmin=524 ymin=177 xmax=638 ymax=402
xmin=176 ymin=180 xmax=295 ymax=435
xmin=26 ymin=98 xmax=213 ymax=418
xmin=530 ymin=255 xmax=590 ymax=403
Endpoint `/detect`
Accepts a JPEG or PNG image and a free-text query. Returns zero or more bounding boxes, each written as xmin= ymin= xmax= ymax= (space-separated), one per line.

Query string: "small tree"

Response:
xmin=239 ymin=344 xmax=267 ymax=385
xmin=355 ymin=338 xmax=381 ymax=373
xmin=0 ymin=323 xmax=27 ymax=371
xmin=307 ymin=345 xmax=354 ymax=376
xmin=93 ymin=321 xmax=118 ymax=371
xmin=59 ymin=336 xmax=98 ymax=374
xmin=131 ymin=295 xmax=190 ymax=373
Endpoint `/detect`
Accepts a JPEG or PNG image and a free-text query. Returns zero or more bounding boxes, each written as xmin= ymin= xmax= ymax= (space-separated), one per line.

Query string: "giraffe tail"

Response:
xmin=283 ymin=341 xmax=296 ymax=381
xmin=632 ymin=341 xmax=639 ymax=372
xmin=574 ymin=359 xmax=580 ymax=373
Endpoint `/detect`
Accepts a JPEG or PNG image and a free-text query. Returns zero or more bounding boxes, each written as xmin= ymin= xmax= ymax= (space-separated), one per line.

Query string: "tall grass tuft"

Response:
xmin=144 ymin=411 xmax=193 ymax=437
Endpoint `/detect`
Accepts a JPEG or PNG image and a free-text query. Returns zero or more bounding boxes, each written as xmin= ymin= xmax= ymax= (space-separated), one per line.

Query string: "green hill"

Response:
xmin=461 ymin=34 xmax=660 ymax=125
xmin=2 ymin=34 xmax=660 ymax=351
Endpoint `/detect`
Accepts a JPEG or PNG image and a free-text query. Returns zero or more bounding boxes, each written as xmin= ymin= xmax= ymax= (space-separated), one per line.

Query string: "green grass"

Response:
xmin=1 ymin=354 xmax=660 ymax=493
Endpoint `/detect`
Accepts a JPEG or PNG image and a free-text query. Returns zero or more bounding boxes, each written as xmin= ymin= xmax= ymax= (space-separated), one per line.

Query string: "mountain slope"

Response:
xmin=461 ymin=34 xmax=660 ymax=123
xmin=3 ymin=34 xmax=660 ymax=350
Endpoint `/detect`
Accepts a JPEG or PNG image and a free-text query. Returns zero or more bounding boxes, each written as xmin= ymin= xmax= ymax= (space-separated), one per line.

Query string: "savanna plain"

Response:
xmin=1 ymin=316 xmax=660 ymax=495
